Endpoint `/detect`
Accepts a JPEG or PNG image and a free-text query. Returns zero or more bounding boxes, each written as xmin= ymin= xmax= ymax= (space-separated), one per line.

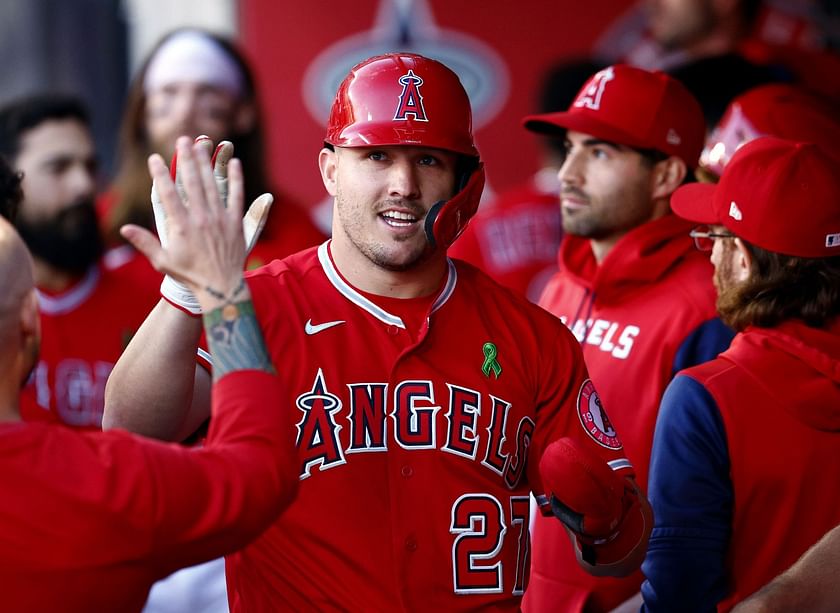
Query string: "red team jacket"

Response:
xmin=20 ymin=247 xmax=161 ymax=429
xmin=1 ymin=371 xmax=298 ymax=612
xmin=222 ymin=242 xmax=635 ymax=612
xmin=526 ymin=214 xmax=733 ymax=611
xmin=642 ymin=318 xmax=840 ymax=611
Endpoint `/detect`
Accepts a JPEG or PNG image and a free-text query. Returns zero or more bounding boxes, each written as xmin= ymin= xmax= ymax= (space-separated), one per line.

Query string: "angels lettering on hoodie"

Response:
xmin=525 ymin=214 xmax=734 ymax=613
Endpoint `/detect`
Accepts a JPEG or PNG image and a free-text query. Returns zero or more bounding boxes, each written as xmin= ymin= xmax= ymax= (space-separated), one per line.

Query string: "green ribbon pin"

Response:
xmin=482 ymin=342 xmax=502 ymax=379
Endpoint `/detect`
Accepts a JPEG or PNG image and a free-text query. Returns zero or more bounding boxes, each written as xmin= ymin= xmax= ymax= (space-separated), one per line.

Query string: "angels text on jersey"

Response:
xmin=295 ymin=367 xmax=536 ymax=596
xmin=295 ymin=368 xmax=533 ymax=487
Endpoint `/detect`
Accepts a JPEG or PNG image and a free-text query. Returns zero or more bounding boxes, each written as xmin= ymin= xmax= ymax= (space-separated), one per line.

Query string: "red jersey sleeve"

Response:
xmin=5 ymin=371 xmax=298 ymax=577
xmin=528 ymin=323 xmax=634 ymax=511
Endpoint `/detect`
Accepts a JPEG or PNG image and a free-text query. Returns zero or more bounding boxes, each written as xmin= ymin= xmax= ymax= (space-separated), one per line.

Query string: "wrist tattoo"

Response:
xmin=204 ymin=278 xmax=247 ymax=303
xmin=203 ymin=295 xmax=275 ymax=380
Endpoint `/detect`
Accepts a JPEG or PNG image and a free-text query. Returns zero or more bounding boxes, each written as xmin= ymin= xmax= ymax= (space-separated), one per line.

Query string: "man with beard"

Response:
xmin=521 ymin=64 xmax=735 ymax=612
xmin=641 ymin=137 xmax=840 ymax=611
xmin=0 ymin=94 xmax=160 ymax=429
xmin=103 ymin=54 xmax=653 ymax=610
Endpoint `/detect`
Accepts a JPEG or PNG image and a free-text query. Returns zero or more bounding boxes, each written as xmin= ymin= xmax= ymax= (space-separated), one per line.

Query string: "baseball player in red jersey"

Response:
xmin=0 ymin=144 xmax=298 ymax=611
xmin=105 ymin=54 xmax=651 ymax=610
xmin=0 ymin=94 xmax=161 ymax=429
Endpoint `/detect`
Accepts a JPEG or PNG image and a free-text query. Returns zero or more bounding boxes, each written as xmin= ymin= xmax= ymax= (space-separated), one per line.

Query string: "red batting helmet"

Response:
xmin=325 ymin=53 xmax=479 ymax=158
xmin=700 ymin=83 xmax=840 ymax=179
xmin=326 ymin=53 xmax=485 ymax=250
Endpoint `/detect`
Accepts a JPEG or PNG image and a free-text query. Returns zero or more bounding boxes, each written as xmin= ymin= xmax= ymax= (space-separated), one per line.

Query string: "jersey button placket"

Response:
xmin=400 ymin=465 xmax=413 ymax=478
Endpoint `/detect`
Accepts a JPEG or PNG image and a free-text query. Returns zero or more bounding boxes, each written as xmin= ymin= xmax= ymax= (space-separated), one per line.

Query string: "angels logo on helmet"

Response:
xmin=394 ymin=69 xmax=429 ymax=122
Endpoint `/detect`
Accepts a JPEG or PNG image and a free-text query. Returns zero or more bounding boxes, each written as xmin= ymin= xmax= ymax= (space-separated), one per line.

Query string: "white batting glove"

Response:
xmin=152 ymin=136 xmax=271 ymax=315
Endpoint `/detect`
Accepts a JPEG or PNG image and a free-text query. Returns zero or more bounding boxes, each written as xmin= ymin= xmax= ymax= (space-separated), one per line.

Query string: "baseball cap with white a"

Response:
xmin=671 ymin=136 xmax=840 ymax=258
xmin=522 ymin=64 xmax=706 ymax=168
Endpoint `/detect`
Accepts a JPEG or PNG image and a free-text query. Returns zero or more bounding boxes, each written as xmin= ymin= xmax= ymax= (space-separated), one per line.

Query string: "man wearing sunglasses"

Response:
xmin=641 ymin=137 xmax=840 ymax=611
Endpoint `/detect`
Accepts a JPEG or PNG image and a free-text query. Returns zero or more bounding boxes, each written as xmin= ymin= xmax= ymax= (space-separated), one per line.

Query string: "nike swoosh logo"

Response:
xmin=305 ymin=319 xmax=346 ymax=335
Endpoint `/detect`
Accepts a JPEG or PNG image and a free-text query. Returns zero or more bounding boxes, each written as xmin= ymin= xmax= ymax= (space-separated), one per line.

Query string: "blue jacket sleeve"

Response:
xmin=671 ymin=318 xmax=735 ymax=377
xmin=641 ymin=375 xmax=732 ymax=613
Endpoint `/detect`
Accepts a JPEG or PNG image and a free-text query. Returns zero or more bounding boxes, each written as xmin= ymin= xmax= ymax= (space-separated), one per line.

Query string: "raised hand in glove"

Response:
xmin=152 ymin=135 xmax=272 ymax=315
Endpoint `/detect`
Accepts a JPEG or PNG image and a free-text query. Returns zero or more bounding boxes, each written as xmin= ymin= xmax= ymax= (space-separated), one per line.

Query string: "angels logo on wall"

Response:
xmin=302 ymin=0 xmax=510 ymax=132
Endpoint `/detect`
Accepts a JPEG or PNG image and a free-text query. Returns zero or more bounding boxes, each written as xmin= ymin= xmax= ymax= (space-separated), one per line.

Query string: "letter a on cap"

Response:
xmin=729 ymin=201 xmax=743 ymax=221
xmin=574 ymin=67 xmax=615 ymax=111
xmin=394 ymin=69 xmax=428 ymax=122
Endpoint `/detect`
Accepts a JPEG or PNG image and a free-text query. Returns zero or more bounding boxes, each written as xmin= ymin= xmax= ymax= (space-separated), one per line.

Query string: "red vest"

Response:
xmin=686 ymin=323 xmax=840 ymax=611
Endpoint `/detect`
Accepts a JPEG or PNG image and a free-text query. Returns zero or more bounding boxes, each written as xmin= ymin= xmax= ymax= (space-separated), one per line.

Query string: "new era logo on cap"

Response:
xmin=671 ymin=137 xmax=840 ymax=258
xmin=667 ymin=129 xmax=681 ymax=145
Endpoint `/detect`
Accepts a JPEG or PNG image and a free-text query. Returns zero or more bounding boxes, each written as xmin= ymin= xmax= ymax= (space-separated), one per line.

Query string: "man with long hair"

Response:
xmin=642 ymin=137 xmax=840 ymax=611
xmin=104 ymin=28 xmax=324 ymax=268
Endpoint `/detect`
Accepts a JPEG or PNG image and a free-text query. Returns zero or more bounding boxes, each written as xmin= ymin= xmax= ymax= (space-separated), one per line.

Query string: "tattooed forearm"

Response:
xmin=202 ymin=282 xmax=275 ymax=381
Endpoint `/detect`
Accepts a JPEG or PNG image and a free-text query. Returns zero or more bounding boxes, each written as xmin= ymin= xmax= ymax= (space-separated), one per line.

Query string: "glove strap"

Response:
xmin=161 ymin=275 xmax=202 ymax=316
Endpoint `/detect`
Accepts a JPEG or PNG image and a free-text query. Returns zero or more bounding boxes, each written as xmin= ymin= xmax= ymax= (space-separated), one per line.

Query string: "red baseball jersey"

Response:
xmin=448 ymin=169 xmax=562 ymax=302
xmin=223 ymin=242 xmax=634 ymax=611
xmin=20 ymin=247 xmax=161 ymax=429
xmin=1 ymin=370 xmax=298 ymax=612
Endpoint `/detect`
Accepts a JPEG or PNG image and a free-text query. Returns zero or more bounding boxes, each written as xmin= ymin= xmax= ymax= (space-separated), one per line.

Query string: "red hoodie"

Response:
xmin=526 ymin=214 xmax=733 ymax=612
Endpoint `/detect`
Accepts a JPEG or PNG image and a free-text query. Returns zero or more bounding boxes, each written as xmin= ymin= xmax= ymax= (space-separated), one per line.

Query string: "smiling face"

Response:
xmin=321 ymin=145 xmax=459 ymax=274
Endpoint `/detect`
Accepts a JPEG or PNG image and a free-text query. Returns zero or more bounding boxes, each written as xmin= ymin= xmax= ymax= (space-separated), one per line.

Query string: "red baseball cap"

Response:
xmin=522 ymin=64 xmax=706 ymax=168
xmin=672 ymin=136 xmax=840 ymax=258
xmin=700 ymin=83 xmax=840 ymax=178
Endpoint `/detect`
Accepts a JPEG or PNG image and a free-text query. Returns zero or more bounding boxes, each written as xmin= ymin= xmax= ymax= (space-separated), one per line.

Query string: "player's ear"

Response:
xmin=19 ymin=288 xmax=39 ymax=343
xmin=18 ymin=288 xmax=40 ymax=386
xmin=733 ymin=238 xmax=753 ymax=283
xmin=650 ymin=156 xmax=686 ymax=201
xmin=319 ymin=147 xmax=338 ymax=197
